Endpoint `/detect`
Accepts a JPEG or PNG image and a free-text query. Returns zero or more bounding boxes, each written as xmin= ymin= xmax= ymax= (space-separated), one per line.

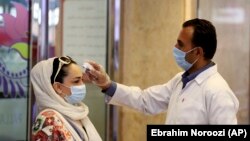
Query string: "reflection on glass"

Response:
xmin=212 ymin=7 xmax=244 ymax=24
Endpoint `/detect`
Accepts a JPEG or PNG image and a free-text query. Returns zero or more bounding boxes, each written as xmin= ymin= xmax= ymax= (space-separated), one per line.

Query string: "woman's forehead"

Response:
xmin=66 ymin=64 xmax=82 ymax=78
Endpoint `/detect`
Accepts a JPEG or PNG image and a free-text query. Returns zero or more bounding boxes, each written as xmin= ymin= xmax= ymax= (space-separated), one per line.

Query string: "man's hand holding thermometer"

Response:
xmin=82 ymin=62 xmax=111 ymax=90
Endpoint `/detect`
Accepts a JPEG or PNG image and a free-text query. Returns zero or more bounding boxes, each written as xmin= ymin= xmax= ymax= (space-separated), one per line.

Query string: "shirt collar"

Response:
xmin=181 ymin=62 xmax=215 ymax=88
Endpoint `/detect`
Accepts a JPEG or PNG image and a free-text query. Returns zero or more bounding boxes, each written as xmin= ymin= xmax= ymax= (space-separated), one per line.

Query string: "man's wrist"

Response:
xmin=102 ymin=81 xmax=117 ymax=97
xmin=100 ymin=80 xmax=112 ymax=90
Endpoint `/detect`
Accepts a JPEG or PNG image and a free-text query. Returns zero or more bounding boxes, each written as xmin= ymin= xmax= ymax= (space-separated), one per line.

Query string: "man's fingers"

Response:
xmin=82 ymin=72 xmax=93 ymax=83
xmin=86 ymin=70 xmax=99 ymax=81
xmin=87 ymin=61 xmax=101 ymax=70
xmin=88 ymin=69 xmax=99 ymax=78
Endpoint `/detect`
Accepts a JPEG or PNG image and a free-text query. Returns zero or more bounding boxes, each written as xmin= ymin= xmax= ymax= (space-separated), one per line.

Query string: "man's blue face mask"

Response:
xmin=173 ymin=47 xmax=199 ymax=71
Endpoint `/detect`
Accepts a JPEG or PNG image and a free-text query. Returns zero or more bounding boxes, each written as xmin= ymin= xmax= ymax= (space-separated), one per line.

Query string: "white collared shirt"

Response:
xmin=108 ymin=65 xmax=239 ymax=124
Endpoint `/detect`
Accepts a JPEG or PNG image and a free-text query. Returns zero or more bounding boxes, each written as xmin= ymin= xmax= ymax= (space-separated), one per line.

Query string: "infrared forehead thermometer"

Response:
xmin=82 ymin=62 xmax=94 ymax=73
xmin=82 ymin=62 xmax=98 ymax=80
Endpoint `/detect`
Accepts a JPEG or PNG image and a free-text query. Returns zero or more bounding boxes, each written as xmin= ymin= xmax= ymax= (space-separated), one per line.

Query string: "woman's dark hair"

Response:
xmin=50 ymin=56 xmax=77 ymax=84
xmin=183 ymin=18 xmax=217 ymax=59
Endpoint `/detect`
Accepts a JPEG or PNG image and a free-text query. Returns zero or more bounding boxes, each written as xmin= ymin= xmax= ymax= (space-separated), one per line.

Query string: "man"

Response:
xmin=86 ymin=18 xmax=239 ymax=124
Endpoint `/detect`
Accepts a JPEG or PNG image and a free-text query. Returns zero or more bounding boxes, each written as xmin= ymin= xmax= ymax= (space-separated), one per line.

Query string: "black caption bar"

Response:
xmin=147 ymin=125 xmax=250 ymax=141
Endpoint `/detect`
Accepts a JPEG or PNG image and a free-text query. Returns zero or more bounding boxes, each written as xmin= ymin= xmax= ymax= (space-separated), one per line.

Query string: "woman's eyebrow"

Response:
xmin=72 ymin=76 xmax=82 ymax=80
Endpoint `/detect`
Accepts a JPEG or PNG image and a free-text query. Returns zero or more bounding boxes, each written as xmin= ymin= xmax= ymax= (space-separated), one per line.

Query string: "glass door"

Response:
xmin=198 ymin=0 xmax=250 ymax=124
xmin=0 ymin=0 xmax=30 ymax=140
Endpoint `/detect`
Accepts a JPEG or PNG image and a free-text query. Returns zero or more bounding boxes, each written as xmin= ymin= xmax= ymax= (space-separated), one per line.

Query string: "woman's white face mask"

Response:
xmin=60 ymin=84 xmax=87 ymax=104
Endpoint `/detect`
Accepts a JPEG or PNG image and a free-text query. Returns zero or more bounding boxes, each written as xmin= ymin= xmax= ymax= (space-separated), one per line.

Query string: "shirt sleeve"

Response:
xmin=102 ymin=81 xmax=117 ymax=97
xmin=32 ymin=110 xmax=73 ymax=141
xmin=106 ymin=73 xmax=182 ymax=115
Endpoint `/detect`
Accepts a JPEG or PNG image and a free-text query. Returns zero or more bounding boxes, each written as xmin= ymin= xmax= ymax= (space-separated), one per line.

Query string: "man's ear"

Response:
xmin=52 ymin=82 xmax=63 ymax=96
xmin=197 ymin=47 xmax=204 ymax=56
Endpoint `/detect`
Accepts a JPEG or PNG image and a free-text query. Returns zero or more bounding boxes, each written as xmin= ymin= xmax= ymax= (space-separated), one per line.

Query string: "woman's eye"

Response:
xmin=73 ymin=79 xmax=82 ymax=84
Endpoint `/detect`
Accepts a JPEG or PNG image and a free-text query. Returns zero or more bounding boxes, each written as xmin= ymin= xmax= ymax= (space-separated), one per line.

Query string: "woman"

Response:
xmin=30 ymin=56 xmax=102 ymax=141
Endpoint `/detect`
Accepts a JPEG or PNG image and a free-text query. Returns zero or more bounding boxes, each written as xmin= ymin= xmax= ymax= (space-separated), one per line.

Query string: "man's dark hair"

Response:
xmin=183 ymin=18 xmax=217 ymax=59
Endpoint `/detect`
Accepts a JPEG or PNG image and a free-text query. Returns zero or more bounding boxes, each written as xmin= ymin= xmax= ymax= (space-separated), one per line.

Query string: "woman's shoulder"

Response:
xmin=37 ymin=108 xmax=62 ymax=118
xmin=34 ymin=109 xmax=64 ymax=127
xmin=32 ymin=108 xmax=73 ymax=141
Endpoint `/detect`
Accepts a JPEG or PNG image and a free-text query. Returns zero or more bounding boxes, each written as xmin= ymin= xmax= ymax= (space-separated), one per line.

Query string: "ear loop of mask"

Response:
xmin=187 ymin=47 xmax=200 ymax=65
